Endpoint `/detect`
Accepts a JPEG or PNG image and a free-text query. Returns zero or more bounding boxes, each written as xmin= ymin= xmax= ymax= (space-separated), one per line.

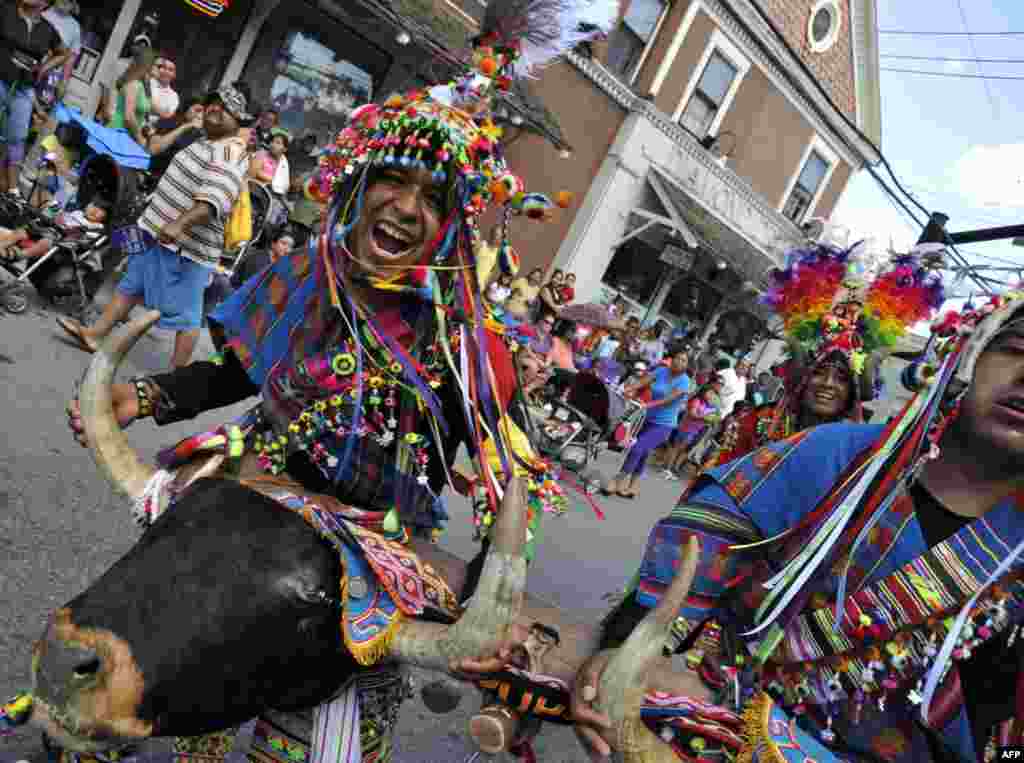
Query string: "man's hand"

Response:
xmin=570 ymin=650 xmax=616 ymax=760
xmin=158 ymin=219 xmax=186 ymax=246
xmin=67 ymin=382 xmax=139 ymax=447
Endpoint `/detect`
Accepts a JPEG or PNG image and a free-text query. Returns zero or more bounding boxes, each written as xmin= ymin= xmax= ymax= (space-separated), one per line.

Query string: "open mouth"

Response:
xmin=370 ymin=221 xmax=417 ymax=259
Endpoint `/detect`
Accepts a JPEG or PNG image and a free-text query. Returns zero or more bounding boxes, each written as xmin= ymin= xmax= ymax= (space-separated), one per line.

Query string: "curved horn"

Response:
xmin=387 ymin=477 xmax=528 ymax=670
xmin=596 ymin=536 xmax=700 ymax=763
xmin=78 ymin=310 xmax=161 ymax=500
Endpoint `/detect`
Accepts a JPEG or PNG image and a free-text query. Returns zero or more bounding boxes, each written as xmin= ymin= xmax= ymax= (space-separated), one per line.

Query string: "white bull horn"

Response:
xmin=387 ymin=477 xmax=528 ymax=670
xmin=78 ymin=310 xmax=161 ymax=500
xmin=596 ymin=536 xmax=700 ymax=762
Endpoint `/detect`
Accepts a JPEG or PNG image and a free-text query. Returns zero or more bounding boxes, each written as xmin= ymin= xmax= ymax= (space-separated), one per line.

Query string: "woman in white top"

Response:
xmin=149 ymin=54 xmax=180 ymax=120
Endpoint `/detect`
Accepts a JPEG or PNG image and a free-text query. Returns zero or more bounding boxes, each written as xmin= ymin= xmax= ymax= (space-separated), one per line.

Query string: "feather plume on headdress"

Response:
xmin=479 ymin=0 xmax=622 ymax=78
xmin=762 ymin=242 xmax=945 ymax=380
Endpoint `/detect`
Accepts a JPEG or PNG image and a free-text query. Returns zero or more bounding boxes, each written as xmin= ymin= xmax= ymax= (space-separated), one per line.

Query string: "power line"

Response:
xmin=881 ymin=67 xmax=1024 ymax=81
xmin=880 ymin=29 xmax=1024 ymax=36
xmin=881 ymin=54 xmax=1024 ymax=64
xmin=953 ymin=0 xmax=999 ymax=120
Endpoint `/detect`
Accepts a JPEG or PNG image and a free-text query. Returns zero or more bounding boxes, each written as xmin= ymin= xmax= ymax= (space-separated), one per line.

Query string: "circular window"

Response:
xmin=808 ymin=0 xmax=841 ymax=53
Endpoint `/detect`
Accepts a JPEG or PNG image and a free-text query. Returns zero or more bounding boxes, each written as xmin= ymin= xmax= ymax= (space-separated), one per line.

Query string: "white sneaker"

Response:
xmin=663 ymin=469 xmax=679 ymax=481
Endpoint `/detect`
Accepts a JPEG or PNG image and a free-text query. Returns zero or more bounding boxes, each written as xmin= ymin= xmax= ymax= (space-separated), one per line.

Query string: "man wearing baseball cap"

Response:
xmin=59 ymin=85 xmax=254 ymax=369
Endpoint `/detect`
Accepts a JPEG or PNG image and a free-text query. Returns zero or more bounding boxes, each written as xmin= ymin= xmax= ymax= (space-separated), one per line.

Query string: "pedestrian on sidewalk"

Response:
xmin=660 ymin=378 xmax=721 ymax=480
xmin=604 ymin=344 xmax=690 ymax=499
xmin=57 ymin=85 xmax=252 ymax=369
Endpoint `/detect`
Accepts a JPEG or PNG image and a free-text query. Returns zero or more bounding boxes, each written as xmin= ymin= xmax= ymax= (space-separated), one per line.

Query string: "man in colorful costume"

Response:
xmin=707 ymin=242 xmax=945 ymax=467
xmin=57 ymin=3 xmax=620 ymax=760
xmin=564 ymin=253 xmax=1024 ymax=762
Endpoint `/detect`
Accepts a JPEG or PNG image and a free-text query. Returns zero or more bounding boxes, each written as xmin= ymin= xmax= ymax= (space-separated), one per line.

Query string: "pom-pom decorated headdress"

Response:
xmin=307 ymin=0 xmax=616 ymax=279
xmin=762 ymin=242 xmax=945 ymax=397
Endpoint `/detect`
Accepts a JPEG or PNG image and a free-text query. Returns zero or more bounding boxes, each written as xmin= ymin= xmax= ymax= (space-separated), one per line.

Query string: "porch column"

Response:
xmin=642 ymin=268 xmax=685 ymax=326
xmin=219 ymin=0 xmax=282 ymax=86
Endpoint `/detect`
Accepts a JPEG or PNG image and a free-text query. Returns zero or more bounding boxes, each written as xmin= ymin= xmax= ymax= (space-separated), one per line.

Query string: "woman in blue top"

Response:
xmin=604 ymin=344 xmax=691 ymax=498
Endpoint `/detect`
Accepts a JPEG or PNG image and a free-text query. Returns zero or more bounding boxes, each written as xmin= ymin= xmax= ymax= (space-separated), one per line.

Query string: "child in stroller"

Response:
xmin=0 ymin=199 xmax=111 ymax=313
xmin=0 ymin=200 xmax=108 ymax=263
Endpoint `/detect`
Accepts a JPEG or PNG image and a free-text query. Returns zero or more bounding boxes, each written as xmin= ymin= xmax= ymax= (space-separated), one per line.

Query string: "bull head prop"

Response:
xmin=23 ymin=311 xmax=529 ymax=754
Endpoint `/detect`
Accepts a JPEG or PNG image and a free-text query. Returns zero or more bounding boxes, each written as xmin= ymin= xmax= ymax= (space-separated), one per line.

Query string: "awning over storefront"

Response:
xmin=645 ymin=162 xmax=791 ymax=287
xmin=615 ymin=169 xmax=700 ymax=249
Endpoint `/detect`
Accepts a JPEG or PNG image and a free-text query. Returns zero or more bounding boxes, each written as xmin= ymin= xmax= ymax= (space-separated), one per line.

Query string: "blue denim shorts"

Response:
xmin=117 ymin=243 xmax=209 ymax=330
xmin=0 ymin=81 xmax=35 ymax=146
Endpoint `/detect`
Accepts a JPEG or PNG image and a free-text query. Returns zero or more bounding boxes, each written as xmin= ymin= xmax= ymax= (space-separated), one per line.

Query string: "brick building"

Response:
xmin=62 ymin=0 xmax=879 ymax=352
xmin=441 ymin=0 xmax=882 ymax=352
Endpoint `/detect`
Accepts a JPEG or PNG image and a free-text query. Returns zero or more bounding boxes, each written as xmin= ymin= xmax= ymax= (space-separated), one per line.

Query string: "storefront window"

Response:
xmin=601 ymin=238 xmax=669 ymax=307
xmin=242 ymin=1 xmax=391 ymax=169
xmin=662 ymin=276 xmax=720 ymax=324
xmin=128 ymin=1 xmax=250 ymax=100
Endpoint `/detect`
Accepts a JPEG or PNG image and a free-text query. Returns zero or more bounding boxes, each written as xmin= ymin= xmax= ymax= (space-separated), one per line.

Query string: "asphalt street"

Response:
xmin=0 ymin=293 xmax=688 ymax=763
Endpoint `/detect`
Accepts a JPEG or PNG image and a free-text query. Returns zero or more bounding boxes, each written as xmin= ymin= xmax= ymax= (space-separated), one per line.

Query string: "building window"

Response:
xmin=782 ymin=150 xmax=830 ymax=222
xmin=808 ymin=0 xmax=841 ymax=53
xmin=606 ymin=0 xmax=667 ymax=79
xmin=242 ymin=2 xmax=391 ymax=177
xmin=601 ymin=238 xmax=670 ymax=307
xmin=678 ymin=51 xmax=739 ymax=138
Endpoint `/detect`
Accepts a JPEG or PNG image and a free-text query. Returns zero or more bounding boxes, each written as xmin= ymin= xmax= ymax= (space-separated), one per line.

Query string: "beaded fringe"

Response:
xmin=737 ymin=692 xmax=785 ymax=763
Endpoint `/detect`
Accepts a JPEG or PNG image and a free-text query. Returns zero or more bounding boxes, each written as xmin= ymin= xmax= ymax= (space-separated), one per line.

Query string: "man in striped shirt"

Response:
xmin=58 ymin=85 xmax=253 ymax=369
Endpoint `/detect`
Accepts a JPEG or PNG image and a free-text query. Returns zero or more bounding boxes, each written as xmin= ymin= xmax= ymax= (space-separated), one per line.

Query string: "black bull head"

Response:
xmin=29 ymin=311 xmax=530 ymax=754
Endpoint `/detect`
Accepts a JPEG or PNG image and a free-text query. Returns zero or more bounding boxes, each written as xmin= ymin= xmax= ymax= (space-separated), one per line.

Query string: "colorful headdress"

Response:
xmin=745 ymin=275 xmax=1024 ymax=727
xmin=762 ymin=242 xmax=945 ymax=398
xmin=307 ymin=0 xmax=616 ymax=277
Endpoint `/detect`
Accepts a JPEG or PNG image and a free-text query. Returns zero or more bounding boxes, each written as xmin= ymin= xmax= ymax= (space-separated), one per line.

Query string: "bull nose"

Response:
xmin=35 ymin=628 xmax=105 ymax=705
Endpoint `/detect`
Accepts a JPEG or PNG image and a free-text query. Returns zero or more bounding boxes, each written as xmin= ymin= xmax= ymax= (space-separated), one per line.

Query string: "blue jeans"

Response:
xmin=0 ymin=81 xmax=35 ymax=163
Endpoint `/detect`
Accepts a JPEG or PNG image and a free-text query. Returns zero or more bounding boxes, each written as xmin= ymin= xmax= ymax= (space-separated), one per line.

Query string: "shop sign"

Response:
xmin=659 ymin=245 xmax=695 ymax=271
xmin=185 ymin=0 xmax=229 ymax=17
xmin=658 ymin=147 xmax=797 ymax=263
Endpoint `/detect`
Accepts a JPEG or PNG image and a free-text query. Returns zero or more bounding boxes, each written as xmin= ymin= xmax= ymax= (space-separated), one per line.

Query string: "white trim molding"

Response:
xmin=778 ymin=133 xmax=839 ymax=221
xmin=706 ymin=0 xmax=879 ymax=166
xmin=850 ymin=0 xmax=882 ymax=146
xmin=807 ymin=0 xmax=842 ymax=53
xmin=630 ymin=0 xmax=672 ymax=86
xmin=671 ymin=27 xmax=751 ymax=135
xmin=649 ymin=0 xmax=703 ymax=96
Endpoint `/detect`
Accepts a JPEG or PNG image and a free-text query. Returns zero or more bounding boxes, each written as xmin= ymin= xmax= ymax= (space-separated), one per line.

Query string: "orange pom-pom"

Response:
xmin=489 ymin=180 xmax=509 ymax=204
xmin=479 ymin=56 xmax=498 ymax=77
xmin=555 ymin=190 xmax=573 ymax=208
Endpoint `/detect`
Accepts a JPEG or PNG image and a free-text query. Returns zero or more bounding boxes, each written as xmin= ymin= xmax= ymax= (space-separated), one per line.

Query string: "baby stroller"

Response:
xmin=0 ymin=152 xmax=145 ymax=316
xmin=534 ymin=370 xmax=646 ymax=493
xmin=0 ymin=108 xmax=150 ymax=316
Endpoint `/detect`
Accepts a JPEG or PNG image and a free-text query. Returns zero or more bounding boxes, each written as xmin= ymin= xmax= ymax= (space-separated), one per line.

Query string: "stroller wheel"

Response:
xmin=3 ymin=285 xmax=28 ymax=314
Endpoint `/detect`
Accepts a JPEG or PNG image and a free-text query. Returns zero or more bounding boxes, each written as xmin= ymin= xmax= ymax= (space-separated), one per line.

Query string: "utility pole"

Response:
xmin=917 ymin=212 xmax=949 ymax=245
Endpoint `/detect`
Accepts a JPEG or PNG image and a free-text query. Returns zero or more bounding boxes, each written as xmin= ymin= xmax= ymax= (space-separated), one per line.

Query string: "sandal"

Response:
xmin=56 ymin=316 xmax=98 ymax=353
xmin=616 ymin=491 xmax=638 ymax=499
